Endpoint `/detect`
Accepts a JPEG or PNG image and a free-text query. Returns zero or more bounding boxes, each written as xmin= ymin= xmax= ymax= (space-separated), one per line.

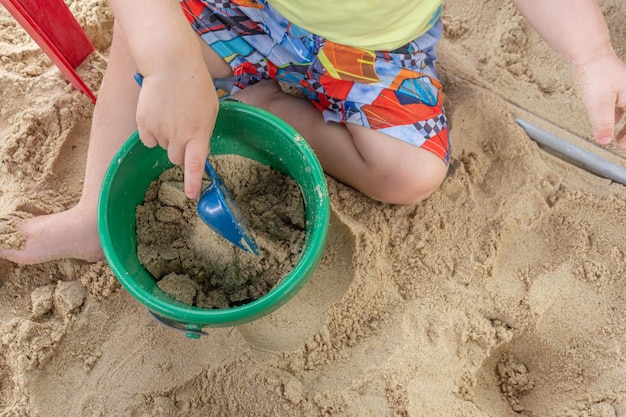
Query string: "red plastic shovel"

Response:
xmin=0 ymin=0 xmax=97 ymax=102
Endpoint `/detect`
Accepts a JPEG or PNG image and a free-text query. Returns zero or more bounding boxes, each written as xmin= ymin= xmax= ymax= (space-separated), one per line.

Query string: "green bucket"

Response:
xmin=98 ymin=100 xmax=330 ymax=338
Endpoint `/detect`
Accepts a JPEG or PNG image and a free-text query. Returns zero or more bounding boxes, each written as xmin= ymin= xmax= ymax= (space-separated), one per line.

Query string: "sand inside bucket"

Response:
xmin=135 ymin=154 xmax=305 ymax=308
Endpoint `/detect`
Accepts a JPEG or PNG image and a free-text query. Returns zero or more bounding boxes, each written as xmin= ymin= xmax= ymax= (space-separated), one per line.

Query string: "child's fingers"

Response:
xmin=167 ymin=143 xmax=184 ymax=166
xmin=137 ymin=128 xmax=158 ymax=148
xmin=616 ymin=107 xmax=626 ymax=147
xmin=585 ymin=93 xmax=616 ymax=145
xmin=617 ymin=127 xmax=626 ymax=148
xmin=183 ymin=139 xmax=210 ymax=199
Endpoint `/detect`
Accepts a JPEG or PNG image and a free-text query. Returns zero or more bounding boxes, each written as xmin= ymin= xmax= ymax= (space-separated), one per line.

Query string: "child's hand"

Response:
xmin=135 ymin=68 xmax=219 ymax=199
xmin=510 ymin=0 xmax=625 ymax=148
xmin=574 ymin=53 xmax=626 ymax=148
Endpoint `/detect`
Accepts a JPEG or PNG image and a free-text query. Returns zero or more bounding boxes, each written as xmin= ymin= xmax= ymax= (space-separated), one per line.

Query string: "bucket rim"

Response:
xmin=98 ymin=101 xmax=330 ymax=328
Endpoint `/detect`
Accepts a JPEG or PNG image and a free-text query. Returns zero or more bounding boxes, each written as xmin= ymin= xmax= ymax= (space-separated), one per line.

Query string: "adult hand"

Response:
xmin=135 ymin=67 xmax=219 ymax=199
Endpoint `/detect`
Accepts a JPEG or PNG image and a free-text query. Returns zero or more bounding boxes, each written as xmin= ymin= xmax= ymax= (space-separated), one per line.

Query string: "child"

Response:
xmin=1 ymin=0 xmax=625 ymax=265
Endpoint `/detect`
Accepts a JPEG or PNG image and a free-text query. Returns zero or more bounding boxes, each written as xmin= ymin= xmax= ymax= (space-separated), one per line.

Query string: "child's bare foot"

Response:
xmin=0 ymin=206 xmax=103 ymax=265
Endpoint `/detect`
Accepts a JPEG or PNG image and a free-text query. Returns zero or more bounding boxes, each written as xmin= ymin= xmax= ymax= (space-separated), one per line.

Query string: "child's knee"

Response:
xmin=349 ymin=127 xmax=448 ymax=205
xmin=373 ymin=157 xmax=447 ymax=205
xmin=406 ymin=162 xmax=447 ymax=203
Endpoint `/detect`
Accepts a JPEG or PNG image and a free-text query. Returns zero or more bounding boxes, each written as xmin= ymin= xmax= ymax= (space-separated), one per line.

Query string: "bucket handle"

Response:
xmin=147 ymin=310 xmax=209 ymax=339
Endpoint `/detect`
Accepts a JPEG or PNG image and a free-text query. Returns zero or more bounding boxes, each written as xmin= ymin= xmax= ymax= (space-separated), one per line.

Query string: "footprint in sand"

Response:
xmin=473 ymin=265 xmax=624 ymax=416
xmin=237 ymin=208 xmax=357 ymax=352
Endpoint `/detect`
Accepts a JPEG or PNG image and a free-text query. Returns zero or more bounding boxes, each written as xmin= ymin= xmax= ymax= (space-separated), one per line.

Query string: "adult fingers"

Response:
xmin=183 ymin=139 xmax=210 ymax=199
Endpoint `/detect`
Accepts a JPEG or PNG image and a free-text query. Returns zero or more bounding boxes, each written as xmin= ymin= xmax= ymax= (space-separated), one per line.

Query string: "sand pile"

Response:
xmin=136 ymin=158 xmax=305 ymax=308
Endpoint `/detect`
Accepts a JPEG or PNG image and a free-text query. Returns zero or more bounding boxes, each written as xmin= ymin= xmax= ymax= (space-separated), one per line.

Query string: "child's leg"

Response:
xmin=0 ymin=21 xmax=233 ymax=265
xmin=233 ymin=81 xmax=447 ymax=204
xmin=0 ymin=22 xmax=141 ymax=264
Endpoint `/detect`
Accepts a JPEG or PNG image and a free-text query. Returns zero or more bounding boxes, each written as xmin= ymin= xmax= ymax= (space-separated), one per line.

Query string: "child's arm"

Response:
xmin=108 ymin=0 xmax=219 ymax=199
xmin=511 ymin=0 xmax=626 ymax=147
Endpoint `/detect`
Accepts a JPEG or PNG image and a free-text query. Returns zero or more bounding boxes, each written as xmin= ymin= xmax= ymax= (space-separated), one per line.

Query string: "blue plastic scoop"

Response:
xmin=133 ymin=72 xmax=259 ymax=255
xmin=197 ymin=159 xmax=259 ymax=254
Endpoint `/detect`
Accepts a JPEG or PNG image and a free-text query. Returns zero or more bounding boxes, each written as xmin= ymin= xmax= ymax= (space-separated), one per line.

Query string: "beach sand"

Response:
xmin=0 ymin=1 xmax=625 ymax=416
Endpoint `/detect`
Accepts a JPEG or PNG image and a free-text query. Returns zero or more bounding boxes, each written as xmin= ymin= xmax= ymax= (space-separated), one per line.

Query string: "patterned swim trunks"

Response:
xmin=180 ymin=0 xmax=450 ymax=163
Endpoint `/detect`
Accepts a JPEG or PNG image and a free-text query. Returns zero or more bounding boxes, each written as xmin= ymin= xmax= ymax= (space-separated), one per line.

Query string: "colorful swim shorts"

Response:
xmin=180 ymin=0 xmax=450 ymax=164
